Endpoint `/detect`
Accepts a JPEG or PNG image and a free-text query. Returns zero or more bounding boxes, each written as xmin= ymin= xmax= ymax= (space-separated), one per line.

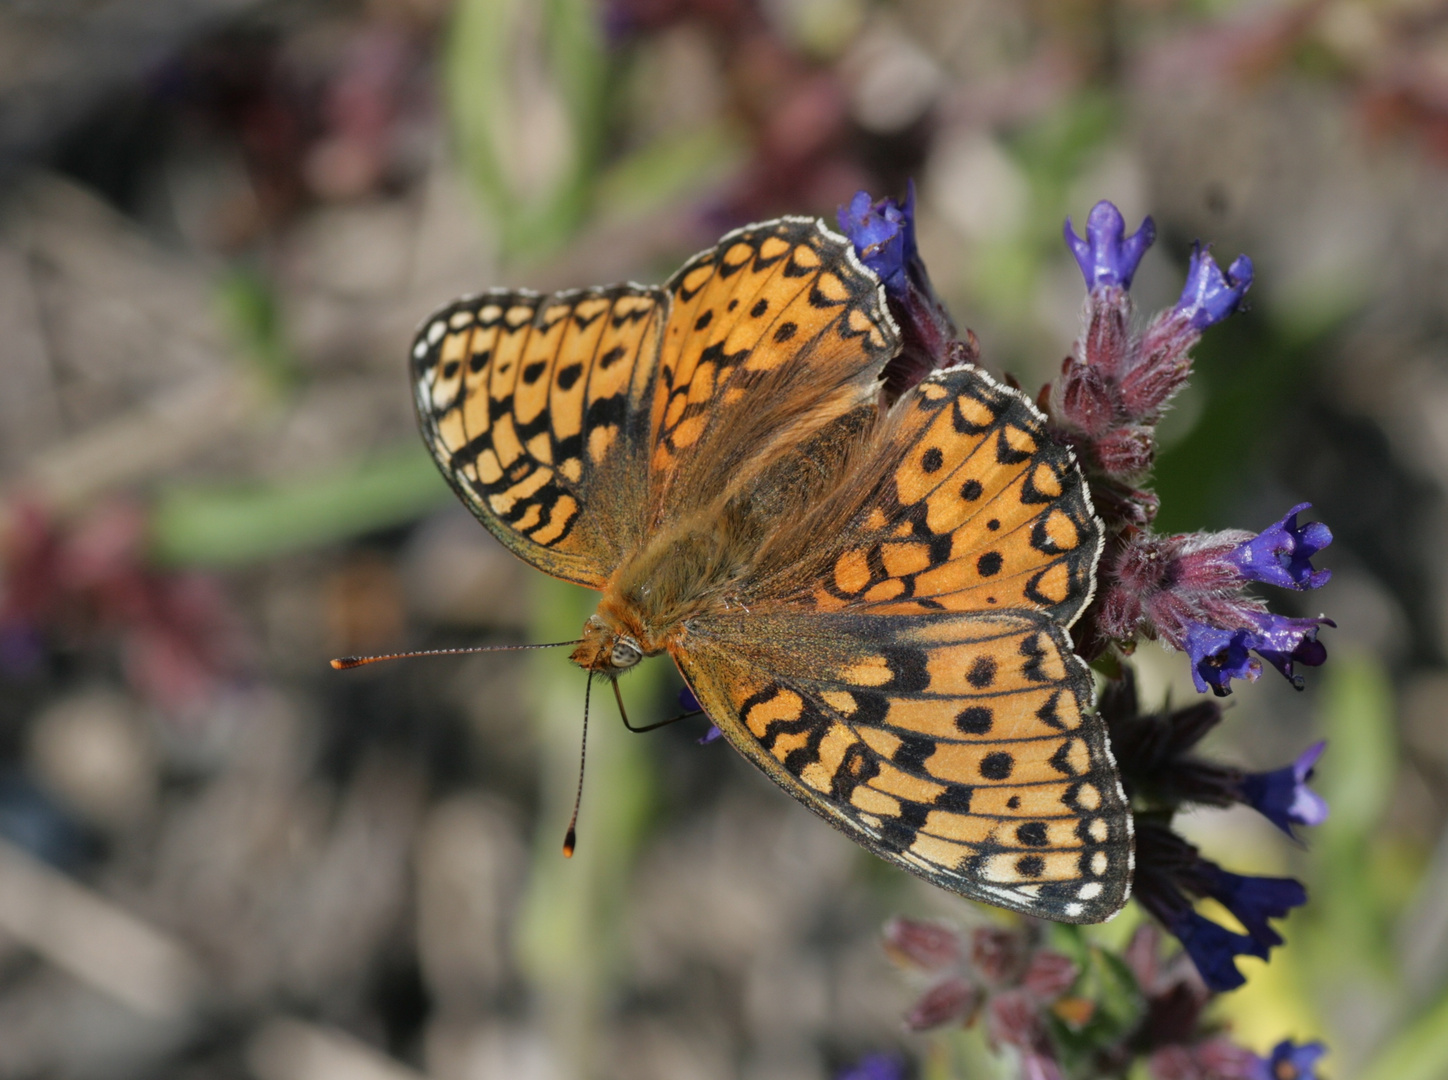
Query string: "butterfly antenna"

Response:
xmin=563 ymin=670 xmax=593 ymax=858
xmin=612 ymin=679 xmax=701 ymax=733
xmin=330 ymin=640 xmax=582 ymax=670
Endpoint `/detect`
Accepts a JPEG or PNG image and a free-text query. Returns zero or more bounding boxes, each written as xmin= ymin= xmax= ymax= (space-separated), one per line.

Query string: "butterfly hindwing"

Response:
xmin=674 ymin=608 xmax=1131 ymax=922
xmin=807 ymin=364 xmax=1101 ymax=625
xmin=410 ymin=286 xmax=666 ymax=587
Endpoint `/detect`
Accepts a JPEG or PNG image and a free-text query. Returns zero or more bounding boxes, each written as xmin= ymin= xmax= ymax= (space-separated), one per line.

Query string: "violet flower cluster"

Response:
xmin=1054 ymin=204 xmax=1332 ymax=695
xmin=835 ymin=192 xmax=1333 ymax=1072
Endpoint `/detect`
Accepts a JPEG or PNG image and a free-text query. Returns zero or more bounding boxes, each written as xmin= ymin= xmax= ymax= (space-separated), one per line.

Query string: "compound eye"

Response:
xmin=610 ymin=640 xmax=642 ymax=669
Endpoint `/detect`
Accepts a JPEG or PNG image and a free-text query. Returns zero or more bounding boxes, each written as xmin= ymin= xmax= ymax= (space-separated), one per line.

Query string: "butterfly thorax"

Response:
xmin=570 ymin=504 xmax=767 ymax=674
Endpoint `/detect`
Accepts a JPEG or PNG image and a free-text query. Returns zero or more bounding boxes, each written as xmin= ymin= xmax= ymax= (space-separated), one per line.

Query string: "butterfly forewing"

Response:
xmin=649 ymin=217 xmax=897 ymax=522
xmin=675 ymin=609 xmax=1131 ymax=922
xmin=410 ymin=286 xmax=667 ymax=587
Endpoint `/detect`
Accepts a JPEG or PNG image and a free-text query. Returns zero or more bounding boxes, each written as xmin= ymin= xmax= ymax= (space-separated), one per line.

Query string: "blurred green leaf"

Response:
xmin=1151 ymin=314 xmax=1323 ymax=531
xmin=1319 ymin=651 xmax=1396 ymax=841
xmin=446 ymin=0 xmax=609 ymax=259
xmin=1047 ymin=928 xmax=1143 ymax=1074
xmin=1281 ymin=648 xmax=1402 ymax=1037
xmin=595 ymin=120 xmax=745 ymax=221
xmin=150 ymin=444 xmax=450 ymax=566
xmin=1007 ymin=90 xmax=1121 ymax=240
xmin=216 ymin=267 xmax=298 ymax=393
xmin=517 ymin=575 xmax=658 ymax=1071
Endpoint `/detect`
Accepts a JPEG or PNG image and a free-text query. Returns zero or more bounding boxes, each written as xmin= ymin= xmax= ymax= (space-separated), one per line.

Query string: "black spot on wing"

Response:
xmin=556 ymin=363 xmax=584 ymax=391
xmin=980 ymin=752 xmax=1014 ymax=780
xmin=892 ymin=734 xmax=935 ymax=773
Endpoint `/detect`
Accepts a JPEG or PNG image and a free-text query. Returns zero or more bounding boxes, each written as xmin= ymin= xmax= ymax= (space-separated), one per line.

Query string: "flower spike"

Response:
xmin=1065 ymin=200 xmax=1156 ymax=290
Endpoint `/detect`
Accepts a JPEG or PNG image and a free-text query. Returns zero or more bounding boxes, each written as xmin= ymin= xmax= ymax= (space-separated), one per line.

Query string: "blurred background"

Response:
xmin=0 ymin=1 xmax=1446 ymax=1077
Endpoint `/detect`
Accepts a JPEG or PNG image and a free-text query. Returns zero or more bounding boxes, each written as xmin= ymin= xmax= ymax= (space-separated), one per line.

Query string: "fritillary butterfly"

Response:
xmin=410 ymin=217 xmax=1132 ymax=922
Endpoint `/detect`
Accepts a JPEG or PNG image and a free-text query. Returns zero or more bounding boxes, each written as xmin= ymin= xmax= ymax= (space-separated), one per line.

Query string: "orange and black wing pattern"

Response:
xmin=675 ymin=607 xmax=1132 ymax=922
xmin=808 ymin=364 xmax=1102 ymax=626
xmin=648 ymin=217 xmax=897 ymax=521
xmin=410 ymin=286 xmax=665 ymax=587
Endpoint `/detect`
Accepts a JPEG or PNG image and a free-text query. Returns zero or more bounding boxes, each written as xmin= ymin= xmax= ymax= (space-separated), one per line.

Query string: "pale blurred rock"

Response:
xmin=424 ymin=1020 xmax=561 ymax=1080
xmin=286 ymin=200 xmax=418 ymax=301
xmin=606 ymin=1019 xmax=733 ymax=1080
xmin=0 ymin=836 xmax=206 ymax=1019
xmin=249 ymin=1018 xmax=426 ymax=1080
xmin=744 ymin=949 xmax=829 ymax=1042
xmin=843 ymin=21 xmax=943 ymax=134
xmin=0 ymin=239 xmax=61 ymax=471
xmin=741 ymin=1043 xmax=825 ymax=1080
xmin=0 ymin=968 xmax=193 ymax=1080
xmin=925 ymin=130 xmax=1026 ymax=243
xmin=5 ymin=175 xmax=227 ymax=429
xmin=145 ymin=694 xmax=420 ymax=1005
xmin=415 ymin=793 xmax=527 ymax=1011
xmin=28 ymin=688 xmax=158 ymax=831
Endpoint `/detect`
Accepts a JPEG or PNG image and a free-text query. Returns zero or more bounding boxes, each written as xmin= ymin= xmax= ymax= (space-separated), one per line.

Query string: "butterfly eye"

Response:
xmin=610 ymin=640 xmax=642 ymax=669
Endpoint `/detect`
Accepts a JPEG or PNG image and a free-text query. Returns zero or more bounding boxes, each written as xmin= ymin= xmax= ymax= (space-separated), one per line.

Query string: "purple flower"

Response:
xmin=1182 ymin=613 xmax=1332 ymax=696
xmin=836 ymin=1052 xmax=907 ymax=1080
xmin=1241 ymin=742 xmax=1330 ymax=838
xmin=1229 ymin=504 xmax=1332 ymax=590
xmin=836 ymin=184 xmax=969 ymax=400
xmin=1245 ymin=611 xmax=1333 ymax=691
xmin=1250 ymin=1041 xmax=1327 ymax=1080
xmin=1164 ymin=909 xmax=1256 ymax=992
xmin=838 ymin=188 xmax=915 ymax=294
xmin=1176 ymin=244 xmax=1253 ymax=330
xmin=1202 ymin=867 xmax=1307 ymax=959
xmin=1184 ymin=623 xmax=1260 ymax=696
xmin=1134 ymin=822 xmax=1304 ymax=992
xmin=1064 ymin=201 xmax=1156 ymax=290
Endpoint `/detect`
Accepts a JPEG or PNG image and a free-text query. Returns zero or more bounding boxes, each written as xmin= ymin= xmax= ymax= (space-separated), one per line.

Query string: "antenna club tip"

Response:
xmin=330 ymin=657 xmax=361 ymax=670
xmin=562 ymin=829 xmax=576 ymax=858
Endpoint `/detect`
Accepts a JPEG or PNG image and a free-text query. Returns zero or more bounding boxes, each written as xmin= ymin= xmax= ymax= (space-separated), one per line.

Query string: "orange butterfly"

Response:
xmin=410 ymin=217 xmax=1132 ymax=922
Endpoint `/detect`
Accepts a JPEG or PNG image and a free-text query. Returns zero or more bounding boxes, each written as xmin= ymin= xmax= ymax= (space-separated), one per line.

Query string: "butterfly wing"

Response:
xmin=411 ymin=217 xmax=896 ymax=586
xmin=648 ymin=217 xmax=897 ymax=523
xmin=674 ymin=607 xmax=1131 ymax=922
xmin=746 ymin=363 xmax=1101 ymax=625
xmin=410 ymin=286 xmax=666 ymax=588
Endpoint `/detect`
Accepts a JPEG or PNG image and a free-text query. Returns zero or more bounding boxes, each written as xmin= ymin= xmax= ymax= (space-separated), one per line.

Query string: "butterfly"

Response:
xmin=408 ymin=216 xmax=1132 ymax=922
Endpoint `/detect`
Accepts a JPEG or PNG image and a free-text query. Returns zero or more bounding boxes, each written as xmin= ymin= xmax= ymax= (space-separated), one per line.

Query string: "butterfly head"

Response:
xmin=570 ymin=613 xmax=648 ymax=676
